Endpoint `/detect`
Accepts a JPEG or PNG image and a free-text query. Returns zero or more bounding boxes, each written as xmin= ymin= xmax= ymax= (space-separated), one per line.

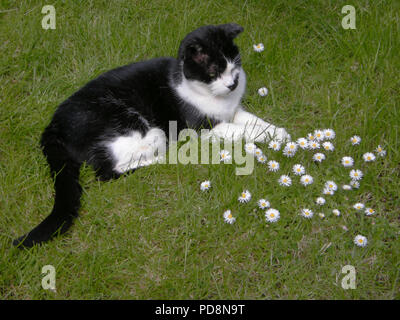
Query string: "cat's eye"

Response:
xmin=209 ymin=72 xmax=216 ymax=77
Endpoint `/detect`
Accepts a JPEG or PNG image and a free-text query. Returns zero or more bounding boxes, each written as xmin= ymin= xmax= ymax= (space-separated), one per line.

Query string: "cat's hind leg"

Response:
xmin=106 ymin=127 xmax=167 ymax=174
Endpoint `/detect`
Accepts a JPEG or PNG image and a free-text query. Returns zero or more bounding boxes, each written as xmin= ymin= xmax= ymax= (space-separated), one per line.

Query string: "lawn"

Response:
xmin=0 ymin=0 xmax=399 ymax=299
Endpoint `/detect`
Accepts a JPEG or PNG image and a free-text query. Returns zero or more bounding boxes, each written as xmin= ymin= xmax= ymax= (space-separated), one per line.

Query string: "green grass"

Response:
xmin=1 ymin=0 xmax=399 ymax=299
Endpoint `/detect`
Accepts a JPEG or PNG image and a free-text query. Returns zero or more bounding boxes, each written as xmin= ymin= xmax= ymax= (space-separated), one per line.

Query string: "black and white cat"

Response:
xmin=13 ymin=23 xmax=289 ymax=248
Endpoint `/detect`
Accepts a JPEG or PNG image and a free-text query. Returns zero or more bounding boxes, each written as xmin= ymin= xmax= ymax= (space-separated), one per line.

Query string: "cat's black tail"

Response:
xmin=13 ymin=127 xmax=82 ymax=248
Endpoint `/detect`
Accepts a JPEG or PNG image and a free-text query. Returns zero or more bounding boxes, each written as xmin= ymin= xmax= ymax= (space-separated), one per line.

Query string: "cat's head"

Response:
xmin=178 ymin=23 xmax=245 ymax=96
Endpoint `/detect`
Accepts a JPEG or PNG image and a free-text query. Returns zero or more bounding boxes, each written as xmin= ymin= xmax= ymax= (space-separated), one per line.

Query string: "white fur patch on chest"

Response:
xmin=107 ymin=128 xmax=167 ymax=173
xmin=175 ymin=68 xmax=246 ymax=122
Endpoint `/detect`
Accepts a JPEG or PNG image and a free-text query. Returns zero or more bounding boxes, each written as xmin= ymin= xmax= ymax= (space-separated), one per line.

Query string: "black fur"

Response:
xmin=13 ymin=23 xmax=244 ymax=248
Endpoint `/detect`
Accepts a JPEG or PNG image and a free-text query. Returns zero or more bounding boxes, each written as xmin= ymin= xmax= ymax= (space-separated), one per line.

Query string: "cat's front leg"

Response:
xmin=232 ymin=108 xmax=291 ymax=142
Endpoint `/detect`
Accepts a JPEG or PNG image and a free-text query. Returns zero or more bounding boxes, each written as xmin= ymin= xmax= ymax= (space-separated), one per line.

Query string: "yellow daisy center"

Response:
xmin=228 ymin=214 xmax=232 ymax=219
xmin=283 ymin=178 xmax=287 ymax=183
xmin=290 ymin=145 xmax=294 ymax=149
xmin=358 ymin=239 xmax=363 ymax=243
xmin=241 ymin=193 xmax=246 ymax=198
xmin=270 ymin=213 xmax=275 ymax=218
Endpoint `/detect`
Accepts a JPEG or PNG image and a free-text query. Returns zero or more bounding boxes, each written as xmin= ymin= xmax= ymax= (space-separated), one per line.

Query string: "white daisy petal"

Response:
xmin=300 ymin=174 xmax=314 ymax=186
xmin=316 ymin=197 xmax=326 ymax=205
xmin=350 ymin=135 xmax=361 ymax=145
xmin=301 ymin=208 xmax=314 ymax=218
xmin=265 ymin=208 xmax=280 ymax=223
xmin=341 ymin=156 xmax=354 ymax=167
xmin=350 ymin=169 xmax=363 ymax=181
xmin=268 ymin=160 xmax=280 ymax=172
xmin=365 ymin=207 xmax=375 ymax=216
xmin=296 ymin=138 xmax=308 ymax=149
xmin=278 ymin=175 xmax=292 ymax=187
xmin=363 ymin=152 xmax=376 ymax=162
xmin=375 ymin=145 xmax=386 ymax=157
xmin=258 ymin=87 xmax=268 ymax=96
xmin=313 ymin=152 xmax=326 ymax=162
xmin=253 ymin=43 xmax=265 ymax=52
xmin=353 ymin=203 xmax=365 ymax=210
xmin=322 ymin=141 xmax=334 ymax=152
xmin=223 ymin=210 xmax=236 ymax=224
xmin=258 ymin=199 xmax=270 ymax=209
xmin=354 ymin=235 xmax=368 ymax=247
xmin=268 ymin=140 xmax=281 ymax=151
xmin=323 ymin=129 xmax=336 ymax=140
xmin=200 ymin=180 xmax=211 ymax=191
xmin=238 ymin=190 xmax=252 ymax=203
xmin=292 ymin=164 xmax=305 ymax=176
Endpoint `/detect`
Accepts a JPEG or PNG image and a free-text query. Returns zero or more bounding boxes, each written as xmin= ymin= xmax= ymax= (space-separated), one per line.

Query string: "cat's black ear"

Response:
xmin=186 ymin=43 xmax=209 ymax=65
xmin=220 ymin=23 xmax=244 ymax=39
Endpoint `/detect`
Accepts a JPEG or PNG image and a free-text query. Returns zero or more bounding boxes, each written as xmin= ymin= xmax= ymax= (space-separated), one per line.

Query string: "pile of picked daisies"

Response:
xmin=200 ymin=128 xmax=386 ymax=248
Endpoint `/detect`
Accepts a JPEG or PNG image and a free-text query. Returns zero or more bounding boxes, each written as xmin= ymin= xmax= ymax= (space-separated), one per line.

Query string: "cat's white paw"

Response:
xmin=275 ymin=127 xmax=291 ymax=142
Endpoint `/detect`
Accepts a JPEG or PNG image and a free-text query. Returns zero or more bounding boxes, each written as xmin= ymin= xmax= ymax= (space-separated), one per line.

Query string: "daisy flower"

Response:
xmin=265 ymin=208 xmax=280 ymax=223
xmin=325 ymin=180 xmax=338 ymax=191
xmin=350 ymin=169 xmax=363 ymax=181
xmin=363 ymin=152 xmax=376 ymax=162
xmin=268 ymin=160 xmax=280 ymax=172
xmin=316 ymin=197 xmax=326 ymax=205
xmin=323 ymin=129 xmax=336 ymax=140
xmin=258 ymin=87 xmax=268 ymax=96
xmin=292 ymin=164 xmax=305 ymax=176
xmin=301 ymin=208 xmax=314 ymax=219
xmin=313 ymin=152 xmax=326 ymax=162
xmin=278 ymin=175 xmax=292 ymax=187
xmin=308 ymin=140 xmax=320 ymax=150
xmin=307 ymin=132 xmax=316 ymax=141
xmin=350 ymin=180 xmax=360 ymax=189
xmin=283 ymin=145 xmax=296 ymax=158
xmin=354 ymin=235 xmax=368 ymax=247
xmin=323 ymin=188 xmax=334 ymax=195
xmin=297 ymin=138 xmax=308 ymax=149
xmin=244 ymin=142 xmax=257 ymax=155
xmin=223 ymin=210 xmax=236 ymax=224
xmin=332 ymin=209 xmax=341 ymax=216
xmin=254 ymin=148 xmax=263 ymax=157
xmin=256 ymin=154 xmax=267 ymax=163
xmin=341 ymin=156 xmax=354 ymax=167
xmin=219 ymin=150 xmax=232 ymax=163
xmin=350 ymin=135 xmax=361 ymax=145
xmin=353 ymin=203 xmax=365 ymax=210
xmin=300 ymin=174 xmax=314 ymax=186
xmin=238 ymin=190 xmax=251 ymax=203
xmin=314 ymin=130 xmax=325 ymax=141
xmin=285 ymin=142 xmax=298 ymax=152
xmin=253 ymin=43 xmax=264 ymax=52
xmin=268 ymin=140 xmax=281 ymax=151
xmin=322 ymin=141 xmax=334 ymax=152
xmin=200 ymin=180 xmax=211 ymax=191
xmin=318 ymin=212 xmax=325 ymax=219
xmin=365 ymin=208 xmax=375 ymax=216
xmin=342 ymin=184 xmax=352 ymax=190
xmin=258 ymin=199 xmax=270 ymax=209
xmin=375 ymin=145 xmax=386 ymax=157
